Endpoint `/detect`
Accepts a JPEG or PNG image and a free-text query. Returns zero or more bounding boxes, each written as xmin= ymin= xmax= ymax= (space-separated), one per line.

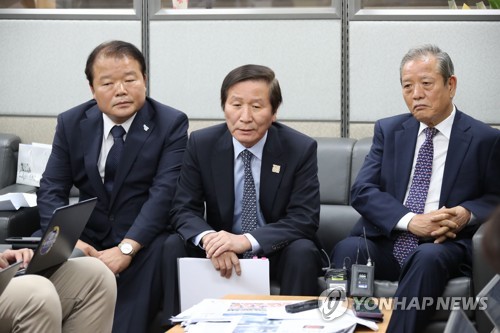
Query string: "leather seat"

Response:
xmin=0 ymin=133 xmax=40 ymax=243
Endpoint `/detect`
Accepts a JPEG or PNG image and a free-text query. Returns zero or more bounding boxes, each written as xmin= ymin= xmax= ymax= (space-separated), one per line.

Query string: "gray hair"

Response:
xmin=400 ymin=44 xmax=454 ymax=84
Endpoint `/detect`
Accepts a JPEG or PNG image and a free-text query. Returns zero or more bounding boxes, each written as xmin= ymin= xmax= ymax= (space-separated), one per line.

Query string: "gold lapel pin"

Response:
xmin=272 ymin=164 xmax=281 ymax=174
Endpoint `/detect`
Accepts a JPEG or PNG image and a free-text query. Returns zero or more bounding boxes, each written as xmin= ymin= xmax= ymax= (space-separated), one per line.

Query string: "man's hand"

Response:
xmin=96 ymin=247 xmax=132 ymax=275
xmin=430 ymin=206 xmax=471 ymax=243
xmin=210 ymin=251 xmax=241 ymax=278
xmin=407 ymin=209 xmax=450 ymax=238
xmin=0 ymin=248 xmax=33 ymax=269
xmin=76 ymin=239 xmax=99 ymax=257
xmin=203 ymin=231 xmax=251 ymax=259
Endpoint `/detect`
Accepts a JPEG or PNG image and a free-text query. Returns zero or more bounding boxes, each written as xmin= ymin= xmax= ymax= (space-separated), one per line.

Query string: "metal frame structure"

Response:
xmin=350 ymin=0 xmax=500 ymax=21
xmin=149 ymin=0 xmax=341 ymax=20
xmin=0 ymin=0 xmax=142 ymax=20
xmin=2 ymin=0 xmax=498 ymax=136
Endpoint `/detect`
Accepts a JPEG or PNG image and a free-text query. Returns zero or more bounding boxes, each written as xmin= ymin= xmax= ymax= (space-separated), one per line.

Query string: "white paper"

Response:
xmin=173 ymin=299 xmax=362 ymax=333
xmin=16 ymin=143 xmax=52 ymax=187
xmin=173 ymin=299 xmax=288 ymax=323
xmin=0 ymin=192 xmax=37 ymax=210
xmin=268 ymin=305 xmax=378 ymax=331
xmin=178 ymin=258 xmax=270 ymax=312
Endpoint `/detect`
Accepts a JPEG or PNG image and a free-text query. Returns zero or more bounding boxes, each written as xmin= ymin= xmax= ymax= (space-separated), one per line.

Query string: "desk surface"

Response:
xmin=167 ymin=294 xmax=393 ymax=333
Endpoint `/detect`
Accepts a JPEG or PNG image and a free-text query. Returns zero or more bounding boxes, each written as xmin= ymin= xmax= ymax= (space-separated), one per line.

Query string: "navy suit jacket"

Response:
xmin=37 ymin=97 xmax=188 ymax=248
xmin=350 ymin=109 xmax=500 ymax=241
xmin=170 ymin=122 xmax=320 ymax=255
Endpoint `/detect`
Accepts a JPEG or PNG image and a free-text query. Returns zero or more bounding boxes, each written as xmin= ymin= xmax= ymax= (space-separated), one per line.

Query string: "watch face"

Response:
xmin=120 ymin=243 xmax=133 ymax=255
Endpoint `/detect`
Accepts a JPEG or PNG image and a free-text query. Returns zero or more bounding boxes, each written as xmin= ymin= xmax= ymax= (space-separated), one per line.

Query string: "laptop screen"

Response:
xmin=443 ymin=308 xmax=477 ymax=333
xmin=477 ymin=274 xmax=500 ymax=330
xmin=23 ymin=197 xmax=97 ymax=275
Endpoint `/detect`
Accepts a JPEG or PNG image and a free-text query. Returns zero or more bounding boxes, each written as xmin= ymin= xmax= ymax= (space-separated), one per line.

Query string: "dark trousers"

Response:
xmin=331 ymin=236 xmax=471 ymax=333
xmin=112 ymin=233 xmax=169 ymax=333
xmin=161 ymin=234 xmax=322 ymax=326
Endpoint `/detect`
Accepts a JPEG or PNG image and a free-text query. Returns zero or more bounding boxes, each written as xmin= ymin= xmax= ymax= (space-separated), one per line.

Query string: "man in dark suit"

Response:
xmin=37 ymin=40 xmax=188 ymax=333
xmin=162 ymin=64 xmax=323 ymax=324
xmin=331 ymin=44 xmax=500 ymax=333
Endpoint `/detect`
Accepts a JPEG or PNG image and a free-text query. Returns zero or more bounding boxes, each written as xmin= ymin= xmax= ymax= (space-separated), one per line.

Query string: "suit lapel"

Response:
xmin=211 ymin=129 xmax=235 ymax=230
xmin=259 ymin=126 xmax=285 ymax=223
xmin=440 ymin=111 xmax=472 ymax=205
xmin=80 ymin=105 xmax=108 ymax=200
xmin=109 ymin=101 xmax=155 ymax=206
xmin=394 ymin=118 xmax=419 ymax=202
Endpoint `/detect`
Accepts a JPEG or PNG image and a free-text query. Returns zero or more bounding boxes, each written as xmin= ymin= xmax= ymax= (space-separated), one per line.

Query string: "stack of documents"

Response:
xmin=171 ymin=298 xmax=379 ymax=333
xmin=0 ymin=193 xmax=37 ymax=210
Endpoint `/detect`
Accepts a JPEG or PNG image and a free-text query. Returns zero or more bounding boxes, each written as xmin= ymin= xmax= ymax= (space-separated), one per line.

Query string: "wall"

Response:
xmin=0 ymin=13 xmax=499 ymax=145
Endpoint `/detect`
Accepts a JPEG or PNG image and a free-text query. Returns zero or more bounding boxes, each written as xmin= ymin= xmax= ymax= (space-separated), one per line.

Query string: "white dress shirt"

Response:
xmin=97 ymin=113 xmax=136 ymax=183
xmin=194 ymin=132 xmax=268 ymax=254
xmin=395 ymin=107 xmax=455 ymax=230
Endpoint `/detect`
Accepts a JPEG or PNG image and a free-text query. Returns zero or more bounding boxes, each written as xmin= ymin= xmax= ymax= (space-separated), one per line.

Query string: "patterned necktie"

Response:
xmin=393 ymin=127 xmax=438 ymax=267
xmin=104 ymin=125 xmax=126 ymax=195
xmin=241 ymin=149 xmax=258 ymax=258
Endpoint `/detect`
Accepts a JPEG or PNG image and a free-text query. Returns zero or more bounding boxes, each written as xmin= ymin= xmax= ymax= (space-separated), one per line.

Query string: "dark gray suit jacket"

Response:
xmin=351 ymin=109 xmax=500 ymax=241
xmin=170 ymin=122 xmax=320 ymax=255
xmin=37 ymin=97 xmax=188 ymax=248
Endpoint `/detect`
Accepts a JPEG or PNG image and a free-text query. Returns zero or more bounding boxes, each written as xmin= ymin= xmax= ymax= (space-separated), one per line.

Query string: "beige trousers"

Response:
xmin=0 ymin=257 xmax=117 ymax=333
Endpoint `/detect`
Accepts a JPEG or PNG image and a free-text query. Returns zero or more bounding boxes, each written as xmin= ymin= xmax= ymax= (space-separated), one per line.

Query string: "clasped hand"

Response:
xmin=408 ymin=206 xmax=470 ymax=243
xmin=202 ymin=231 xmax=252 ymax=278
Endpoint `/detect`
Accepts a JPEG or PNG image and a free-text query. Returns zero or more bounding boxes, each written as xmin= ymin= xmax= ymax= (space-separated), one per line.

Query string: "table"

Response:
xmin=167 ymin=294 xmax=393 ymax=333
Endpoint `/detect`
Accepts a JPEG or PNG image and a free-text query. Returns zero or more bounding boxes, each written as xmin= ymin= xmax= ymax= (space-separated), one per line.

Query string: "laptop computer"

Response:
xmin=16 ymin=197 xmax=97 ymax=276
xmin=443 ymin=308 xmax=477 ymax=333
xmin=477 ymin=274 xmax=500 ymax=330
xmin=0 ymin=261 xmax=22 ymax=296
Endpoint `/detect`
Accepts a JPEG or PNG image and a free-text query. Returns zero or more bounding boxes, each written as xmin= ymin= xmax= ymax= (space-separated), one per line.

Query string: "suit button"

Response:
xmin=109 ymin=215 xmax=115 ymax=221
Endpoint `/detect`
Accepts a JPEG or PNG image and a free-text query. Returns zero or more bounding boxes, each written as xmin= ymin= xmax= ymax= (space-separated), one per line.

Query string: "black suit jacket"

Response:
xmin=350 ymin=109 xmax=500 ymax=240
xmin=170 ymin=122 xmax=320 ymax=255
xmin=37 ymin=97 xmax=188 ymax=248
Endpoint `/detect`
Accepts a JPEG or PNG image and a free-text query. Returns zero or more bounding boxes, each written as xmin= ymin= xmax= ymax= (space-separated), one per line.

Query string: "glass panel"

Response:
xmin=161 ymin=0 xmax=333 ymax=9
xmin=361 ymin=0 xmax=499 ymax=9
xmin=0 ymin=0 xmax=134 ymax=8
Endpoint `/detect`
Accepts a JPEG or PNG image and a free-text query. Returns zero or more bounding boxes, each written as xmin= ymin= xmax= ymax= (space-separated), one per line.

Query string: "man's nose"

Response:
xmin=115 ymin=82 xmax=127 ymax=95
xmin=412 ymin=84 xmax=424 ymax=99
xmin=239 ymin=106 xmax=252 ymax=122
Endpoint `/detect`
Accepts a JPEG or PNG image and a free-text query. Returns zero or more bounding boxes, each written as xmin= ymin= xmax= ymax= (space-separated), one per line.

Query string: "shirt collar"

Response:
xmin=417 ymin=105 xmax=456 ymax=140
xmin=232 ymin=132 xmax=268 ymax=161
xmin=102 ymin=113 xmax=137 ymax=139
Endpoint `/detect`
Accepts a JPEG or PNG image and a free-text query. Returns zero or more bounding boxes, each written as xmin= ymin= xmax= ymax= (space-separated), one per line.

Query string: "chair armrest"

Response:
xmin=0 ymin=183 xmax=38 ymax=195
xmin=0 ymin=184 xmax=40 ymax=243
xmin=473 ymin=223 xmax=496 ymax=295
xmin=0 ymin=207 xmax=40 ymax=243
xmin=0 ymin=133 xmax=21 ymax=189
xmin=473 ymin=223 xmax=495 ymax=333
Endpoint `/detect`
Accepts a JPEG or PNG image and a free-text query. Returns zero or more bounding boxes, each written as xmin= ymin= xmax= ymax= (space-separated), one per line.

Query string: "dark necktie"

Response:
xmin=240 ymin=149 xmax=258 ymax=258
xmin=393 ymin=127 xmax=438 ymax=267
xmin=104 ymin=125 xmax=126 ymax=195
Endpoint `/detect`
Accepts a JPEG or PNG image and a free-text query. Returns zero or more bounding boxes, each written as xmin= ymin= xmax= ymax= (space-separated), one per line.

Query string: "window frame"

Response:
xmin=350 ymin=0 xmax=500 ymax=21
xmin=0 ymin=0 xmax=142 ymax=20
xmin=150 ymin=0 xmax=341 ymax=20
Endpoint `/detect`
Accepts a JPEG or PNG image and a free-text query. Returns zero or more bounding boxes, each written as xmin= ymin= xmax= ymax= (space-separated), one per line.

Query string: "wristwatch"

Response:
xmin=118 ymin=242 xmax=135 ymax=257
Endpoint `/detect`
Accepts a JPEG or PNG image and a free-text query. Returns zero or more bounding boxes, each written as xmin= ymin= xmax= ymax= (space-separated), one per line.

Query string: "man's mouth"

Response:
xmin=114 ymin=101 xmax=132 ymax=107
xmin=413 ymin=104 xmax=427 ymax=111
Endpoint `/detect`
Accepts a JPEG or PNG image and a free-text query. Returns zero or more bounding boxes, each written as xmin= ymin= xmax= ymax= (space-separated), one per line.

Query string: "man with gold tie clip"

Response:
xmin=162 ymin=64 xmax=324 ymax=327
